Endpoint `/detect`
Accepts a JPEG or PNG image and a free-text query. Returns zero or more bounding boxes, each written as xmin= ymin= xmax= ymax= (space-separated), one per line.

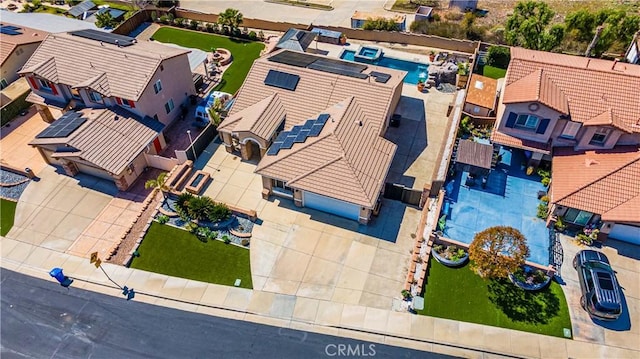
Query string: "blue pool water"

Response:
xmin=358 ymin=47 xmax=379 ymax=59
xmin=340 ymin=50 xmax=428 ymax=84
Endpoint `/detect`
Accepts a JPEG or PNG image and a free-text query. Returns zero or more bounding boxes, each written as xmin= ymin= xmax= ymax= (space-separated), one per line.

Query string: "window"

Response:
xmin=564 ymin=208 xmax=593 ymax=225
xmin=0 ymin=78 xmax=7 ymax=90
xmin=515 ymin=114 xmax=539 ymax=129
xmin=160 ymin=64 xmax=164 ymax=72
xmin=16 ymin=48 xmax=24 ymax=56
xmin=89 ymin=91 xmax=102 ymax=103
xmin=153 ymin=114 xmax=159 ymax=121
xmin=153 ymin=80 xmax=162 ymax=94
xmin=273 ymin=179 xmax=291 ymax=192
xmin=584 ymin=270 xmax=595 ymax=292
xmin=164 ymin=99 xmax=174 ymax=114
xmin=38 ymin=79 xmax=51 ymax=91
xmin=589 ymin=128 xmax=611 ymax=146
xmin=70 ymin=88 xmax=82 ymax=99
xmin=120 ymin=98 xmax=131 ymax=108
xmin=560 ymin=121 xmax=581 ymax=139
xmin=473 ymin=106 xmax=480 ymax=114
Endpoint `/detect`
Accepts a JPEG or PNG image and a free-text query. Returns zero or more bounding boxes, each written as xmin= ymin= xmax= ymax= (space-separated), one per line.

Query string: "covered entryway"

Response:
xmin=608 ymin=224 xmax=640 ymax=245
xmin=303 ymin=191 xmax=360 ymax=221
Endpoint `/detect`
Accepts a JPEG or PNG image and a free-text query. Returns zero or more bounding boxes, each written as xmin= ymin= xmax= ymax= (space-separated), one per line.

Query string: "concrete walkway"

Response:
xmin=3 ymin=238 xmax=638 ymax=359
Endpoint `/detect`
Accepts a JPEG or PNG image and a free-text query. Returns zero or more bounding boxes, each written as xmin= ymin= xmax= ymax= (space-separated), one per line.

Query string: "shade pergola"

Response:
xmin=455 ymin=139 xmax=493 ymax=175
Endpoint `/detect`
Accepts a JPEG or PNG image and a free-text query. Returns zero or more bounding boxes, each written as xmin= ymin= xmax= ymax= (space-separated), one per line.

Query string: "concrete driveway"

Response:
xmin=559 ymin=234 xmax=639 ymax=351
xmin=0 ymin=108 xmax=51 ymax=175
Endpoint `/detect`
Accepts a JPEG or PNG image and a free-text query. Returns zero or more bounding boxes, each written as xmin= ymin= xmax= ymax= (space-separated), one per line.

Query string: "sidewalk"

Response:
xmin=2 ymin=237 xmax=637 ymax=359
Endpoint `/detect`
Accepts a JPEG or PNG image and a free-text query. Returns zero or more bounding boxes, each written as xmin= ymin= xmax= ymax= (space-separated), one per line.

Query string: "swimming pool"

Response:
xmin=340 ymin=50 xmax=428 ymax=84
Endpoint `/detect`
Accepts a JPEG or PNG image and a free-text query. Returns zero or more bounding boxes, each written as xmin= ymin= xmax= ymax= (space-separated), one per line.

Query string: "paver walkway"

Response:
xmin=3 ymin=238 xmax=638 ymax=359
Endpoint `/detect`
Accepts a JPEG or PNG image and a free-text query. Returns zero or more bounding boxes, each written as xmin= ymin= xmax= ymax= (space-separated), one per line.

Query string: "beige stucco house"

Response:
xmin=218 ymin=50 xmax=405 ymax=224
xmin=490 ymin=47 xmax=640 ymax=244
xmin=19 ymin=29 xmax=195 ymax=190
xmin=462 ymin=74 xmax=499 ymax=118
xmin=0 ymin=23 xmax=47 ymax=89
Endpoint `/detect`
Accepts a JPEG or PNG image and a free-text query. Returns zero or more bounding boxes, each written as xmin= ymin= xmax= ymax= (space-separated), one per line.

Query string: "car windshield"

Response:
xmin=596 ymin=272 xmax=615 ymax=290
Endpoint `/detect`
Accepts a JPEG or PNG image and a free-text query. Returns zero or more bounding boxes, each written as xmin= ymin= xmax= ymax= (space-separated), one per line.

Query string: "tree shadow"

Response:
xmin=487 ymin=278 xmax=560 ymax=324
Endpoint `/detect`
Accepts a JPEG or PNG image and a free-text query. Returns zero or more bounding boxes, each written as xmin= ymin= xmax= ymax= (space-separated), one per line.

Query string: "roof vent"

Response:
xmin=114 ymin=115 xmax=120 ymax=121
xmin=585 ymin=158 xmax=599 ymax=167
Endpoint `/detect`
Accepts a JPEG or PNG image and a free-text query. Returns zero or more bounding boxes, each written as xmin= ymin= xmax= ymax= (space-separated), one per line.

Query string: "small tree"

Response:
xmin=144 ymin=172 xmax=168 ymax=199
xmin=468 ymin=226 xmax=530 ymax=279
xmin=95 ymin=11 xmax=118 ymax=29
xmin=207 ymin=98 xmax=223 ymax=127
xmin=505 ymin=1 xmax=565 ymax=51
xmin=486 ymin=46 xmax=511 ymax=69
xmin=187 ymin=196 xmax=215 ymax=221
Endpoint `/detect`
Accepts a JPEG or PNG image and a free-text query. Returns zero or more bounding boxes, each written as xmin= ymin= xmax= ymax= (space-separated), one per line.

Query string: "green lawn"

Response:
xmin=131 ymin=222 xmax=253 ymax=289
xmin=482 ymin=65 xmax=508 ymax=79
xmin=151 ymin=27 xmax=265 ymax=94
xmin=1 ymin=199 xmax=17 ymax=237
xmin=417 ymin=259 xmax=572 ymax=338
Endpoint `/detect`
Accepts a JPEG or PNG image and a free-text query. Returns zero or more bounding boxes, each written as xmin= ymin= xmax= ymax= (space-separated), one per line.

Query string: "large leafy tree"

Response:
xmin=363 ymin=18 xmax=399 ymax=31
xmin=505 ymin=1 xmax=565 ymax=51
xmin=217 ymin=8 xmax=243 ymax=34
xmin=469 ymin=226 xmax=530 ymax=279
xmin=566 ymin=8 xmax=640 ymax=57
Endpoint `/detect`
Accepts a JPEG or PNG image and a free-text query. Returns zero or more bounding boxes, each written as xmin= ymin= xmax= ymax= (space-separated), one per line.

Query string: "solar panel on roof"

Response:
xmin=274 ymin=131 xmax=288 ymax=142
xmin=289 ymin=125 xmax=303 ymax=135
xmin=69 ymin=29 xmax=136 ymax=46
xmin=370 ymin=71 xmax=391 ymax=83
xmin=264 ymin=70 xmax=300 ymax=91
xmin=307 ymin=62 xmax=369 ymax=79
xmin=302 ymin=120 xmax=315 ymax=129
xmin=313 ymin=57 xmax=368 ymax=73
xmin=0 ymin=25 xmax=23 ymax=36
xmin=308 ymin=124 xmax=324 ymax=137
xmin=36 ymin=112 xmax=86 ymax=139
xmin=316 ymin=114 xmax=330 ymax=125
xmin=281 ymin=136 xmax=296 ymax=149
xmin=267 ymin=144 xmax=281 ymax=156
xmin=294 ymin=129 xmax=311 ymax=143
xmin=268 ymin=51 xmax=318 ymax=68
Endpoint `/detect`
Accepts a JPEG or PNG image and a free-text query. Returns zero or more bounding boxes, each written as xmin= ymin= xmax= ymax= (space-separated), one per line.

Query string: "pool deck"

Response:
xmin=442 ymin=147 xmax=551 ymax=266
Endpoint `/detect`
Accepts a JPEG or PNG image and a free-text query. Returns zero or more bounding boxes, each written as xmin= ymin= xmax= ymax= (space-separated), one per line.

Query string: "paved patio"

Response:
xmin=442 ymin=146 xmax=550 ymax=265
xmin=0 ymin=108 xmax=51 ymax=175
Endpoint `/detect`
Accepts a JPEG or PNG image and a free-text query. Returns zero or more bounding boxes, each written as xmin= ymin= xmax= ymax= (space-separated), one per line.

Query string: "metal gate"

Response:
xmin=383 ymin=183 xmax=422 ymax=206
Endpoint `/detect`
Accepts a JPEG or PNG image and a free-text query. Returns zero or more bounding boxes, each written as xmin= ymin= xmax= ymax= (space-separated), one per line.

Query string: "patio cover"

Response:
xmin=455 ymin=139 xmax=493 ymax=170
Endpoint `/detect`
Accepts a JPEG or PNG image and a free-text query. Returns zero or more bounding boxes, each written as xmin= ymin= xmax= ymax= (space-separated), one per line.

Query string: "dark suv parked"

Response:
xmin=573 ymin=250 xmax=622 ymax=321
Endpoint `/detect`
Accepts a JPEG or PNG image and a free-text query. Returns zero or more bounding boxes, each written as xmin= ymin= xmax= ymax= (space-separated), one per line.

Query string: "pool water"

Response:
xmin=340 ymin=50 xmax=428 ymax=84
xmin=358 ymin=47 xmax=379 ymax=59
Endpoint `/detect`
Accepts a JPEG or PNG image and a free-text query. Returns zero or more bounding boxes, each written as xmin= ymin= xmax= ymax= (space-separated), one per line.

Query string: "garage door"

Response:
xmin=303 ymin=191 xmax=360 ymax=221
xmin=608 ymin=224 xmax=640 ymax=245
xmin=76 ymin=163 xmax=112 ymax=181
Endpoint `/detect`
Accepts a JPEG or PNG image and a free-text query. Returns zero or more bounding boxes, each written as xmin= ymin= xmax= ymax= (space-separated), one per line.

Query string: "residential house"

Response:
xmin=0 ymin=23 xmax=47 ymax=89
xmin=351 ymin=11 xmax=406 ymax=32
xmin=491 ymin=47 xmax=640 ymax=244
xmin=274 ymin=28 xmax=316 ymax=53
xmin=218 ymin=50 xmax=405 ymax=224
xmin=625 ymin=31 xmax=640 ymax=65
xmin=84 ymin=7 xmax=127 ymax=26
xmin=19 ymin=30 xmax=196 ymax=189
xmin=0 ymin=11 xmax=100 ymax=33
xmin=462 ymin=74 xmax=499 ymax=118
xmin=67 ymin=1 xmax=97 ymax=19
xmin=19 ymin=29 xmax=194 ymax=125
xmin=29 ymin=107 xmax=165 ymax=191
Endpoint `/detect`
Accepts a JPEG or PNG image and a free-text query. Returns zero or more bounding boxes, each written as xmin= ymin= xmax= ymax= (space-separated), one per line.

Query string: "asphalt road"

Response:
xmin=1 ymin=269 xmax=459 ymax=359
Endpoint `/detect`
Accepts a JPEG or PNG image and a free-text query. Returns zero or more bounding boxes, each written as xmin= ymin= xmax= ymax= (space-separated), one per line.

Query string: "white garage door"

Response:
xmin=76 ymin=163 xmax=112 ymax=181
xmin=303 ymin=191 xmax=360 ymax=221
xmin=608 ymin=224 xmax=640 ymax=245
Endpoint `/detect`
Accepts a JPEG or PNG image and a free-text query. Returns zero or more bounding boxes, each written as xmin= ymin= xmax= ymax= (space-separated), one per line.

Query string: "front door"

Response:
xmin=153 ymin=137 xmax=162 ymax=153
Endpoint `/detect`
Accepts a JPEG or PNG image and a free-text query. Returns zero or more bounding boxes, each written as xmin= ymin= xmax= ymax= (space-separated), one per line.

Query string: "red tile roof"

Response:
xmin=506 ymin=48 xmax=640 ymax=133
xmin=551 ymin=146 xmax=640 ymax=223
xmin=490 ymin=129 xmax=551 ymax=155
xmin=465 ymin=74 xmax=498 ymax=110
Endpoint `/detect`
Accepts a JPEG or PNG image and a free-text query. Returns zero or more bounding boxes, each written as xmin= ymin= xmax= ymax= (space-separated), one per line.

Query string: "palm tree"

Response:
xmin=207 ymin=98 xmax=223 ymax=127
xmin=217 ymin=8 xmax=243 ymax=34
xmin=145 ymin=172 xmax=168 ymax=199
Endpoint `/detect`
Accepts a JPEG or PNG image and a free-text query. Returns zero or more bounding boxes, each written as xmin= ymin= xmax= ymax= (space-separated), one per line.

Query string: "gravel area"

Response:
xmin=0 ymin=169 xmax=30 ymax=200
xmin=107 ymin=191 xmax=162 ymax=265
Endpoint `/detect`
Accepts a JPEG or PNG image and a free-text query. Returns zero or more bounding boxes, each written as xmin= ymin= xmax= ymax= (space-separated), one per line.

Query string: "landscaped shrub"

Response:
xmin=185 ymin=221 xmax=198 ymax=233
xmin=401 ymin=289 xmax=412 ymax=300
xmin=222 ymin=235 xmax=231 ymax=244
xmin=536 ymin=168 xmax=550 ymax=179
xmin=208 ymin=202 xmax=231 ymax=222
xmin=540 ymin=195 xmax=549 ymax=203
xmin=157 ymin=214 xmax=169 ymax=224
xmin=187 ymin=196 xmax=216 ymax=221
xmin=190 ymin=20 xmax=200 ymax=30
xmin=195 ymin=226 xmax=212 ymax=242
xmin=248 ymin=31 xmax=257 ymax=40
xmin=537 ymin=203 xmax=549 ymax=219
xmin=486 ymin=46 xmax=511 ymax=69
xmin=159 ymin=15 xmax=168 ymax=24
xmin=175 ymin=206 xmax=190 ymax=222
xmin=554 ymin=216 xmax=566 ymax=232
xmin=541 ymin=177 xmax=550 ymax=187
xmin=151 ymin=11 xmax=158 ymax=23
xmin=176 ymin=192 xmax=194 ymax=212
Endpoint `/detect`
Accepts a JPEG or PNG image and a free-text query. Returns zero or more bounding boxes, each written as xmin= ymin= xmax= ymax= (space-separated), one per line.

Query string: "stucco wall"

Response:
xmin=497 ymin=102 xmax=563 ymax=143
xmin=2 ymin=43 xmax=41 ymax=86
xmin=463 ymin=103 xmax=491 ymax=117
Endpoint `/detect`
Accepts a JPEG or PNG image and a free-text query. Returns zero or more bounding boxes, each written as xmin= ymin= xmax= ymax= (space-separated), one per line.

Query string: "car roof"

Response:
xmin=580 ymin=250 xmax=610 ymax=265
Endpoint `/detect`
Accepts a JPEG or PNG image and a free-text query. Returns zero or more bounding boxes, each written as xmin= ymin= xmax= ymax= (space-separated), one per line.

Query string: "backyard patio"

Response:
xmin=441 ymin=146 xmax=551 ymax=266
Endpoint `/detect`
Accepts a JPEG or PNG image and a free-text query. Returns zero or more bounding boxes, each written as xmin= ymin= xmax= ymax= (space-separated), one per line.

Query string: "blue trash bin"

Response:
xmin=49 ymin=267 xmax=65 ymax=284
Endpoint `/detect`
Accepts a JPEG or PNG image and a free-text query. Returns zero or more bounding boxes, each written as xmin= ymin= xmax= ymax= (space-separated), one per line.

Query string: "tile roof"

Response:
xmin=30 ymin=107 xmax=164 ymax=175
xmin=218 ymin=93 xmax=286 ymax=140
xmin=256 ymin=98 xmax=396 ymax=208
xmin=490 ymin=129 xmax=551 ymax=155
xmin=228 ymin=50 xmax=404 ymax=132
xmin=507 ymin=47 xmax=640 ymax=133
xmin=19 ymin=32 xmax=189 ymax=101
xmin=551 ymin=146 xmax=640 ymax=223
xmin=465 ymin=74 xmax=498 ymax=110
xmin=0 ymin=23 xmax=48 ymax=66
